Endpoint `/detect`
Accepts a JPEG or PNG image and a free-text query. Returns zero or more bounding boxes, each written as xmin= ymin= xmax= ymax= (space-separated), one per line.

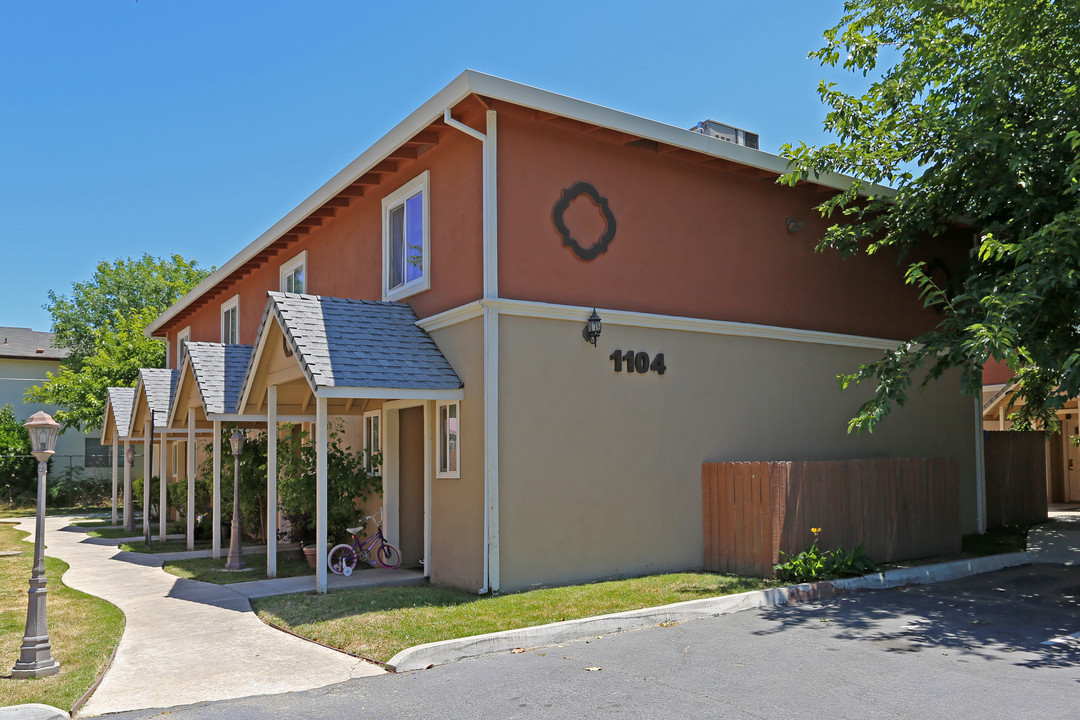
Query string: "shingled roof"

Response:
xmin=104 ymin=386 xmax=136 ymax=439
xmin=133 ymin=368 xmax=179 ymax=432
xmin=0 ymin=327 xmax=67 ymax=361
xmin=245 ymin=292 xmax=462 ymax=395
xmin=183 ymin=342 xmax=253 ymax=415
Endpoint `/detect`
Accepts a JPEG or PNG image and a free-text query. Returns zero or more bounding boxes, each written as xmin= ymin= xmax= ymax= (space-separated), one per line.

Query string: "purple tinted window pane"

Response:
xmin=405 ymin=193 xmax=424 ymax=283
xmin=389 ymin=204 xmax=405 ymax=289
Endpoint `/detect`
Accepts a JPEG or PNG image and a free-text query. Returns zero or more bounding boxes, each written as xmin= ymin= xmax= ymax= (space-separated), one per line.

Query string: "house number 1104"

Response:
xmin=609 ymin=349 xmax=666 ymax=375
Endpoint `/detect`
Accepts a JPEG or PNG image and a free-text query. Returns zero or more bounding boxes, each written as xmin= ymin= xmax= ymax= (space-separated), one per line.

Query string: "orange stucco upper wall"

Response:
xmin=159 ymin=125 xmax=484 ymax=366
xmin=160 ymin=93 xmax=966 ymax=365
xmin=983 ymin=358 xmax=1013 ymax=386
xmin=496 ymin=106 xmax=961 ymax=340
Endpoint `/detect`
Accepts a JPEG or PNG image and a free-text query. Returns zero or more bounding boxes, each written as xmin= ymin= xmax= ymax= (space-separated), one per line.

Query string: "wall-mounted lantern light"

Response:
xmin=582 ymin=309 xmax=602 ymax=347
xmin=786 ymin=217 xmax=804 ymax=234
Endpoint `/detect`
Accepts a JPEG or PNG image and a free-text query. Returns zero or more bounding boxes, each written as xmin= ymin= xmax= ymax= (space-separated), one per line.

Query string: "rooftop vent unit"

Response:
xmin=691 ymin=120 xmax=759 ymax=150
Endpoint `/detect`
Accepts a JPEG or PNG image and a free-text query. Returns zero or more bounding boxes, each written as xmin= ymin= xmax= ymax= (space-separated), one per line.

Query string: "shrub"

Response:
xmin=774 ymin=528 xmax=877 ymax=583
xmin=277 ymin=421 xmax=380 ymax=546
xmin=49 ymin=464 xmax=110 ymax=507
xmin=0 ymin=403 xmax=38 ymax=505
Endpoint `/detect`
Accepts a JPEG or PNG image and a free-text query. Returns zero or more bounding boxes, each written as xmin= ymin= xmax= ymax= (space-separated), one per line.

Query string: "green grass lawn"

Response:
xmin=162 ymin=552 xmax=315 ymax=584
xmin=253 ymin=572 xmax=778 ymax=663
xmin=0 ymin=505 xmax=109 ymax=520
xmin=117 ymin=539 xmax=215 ymax=553
xmin=0 ymin=521 xmax=124 ymax=711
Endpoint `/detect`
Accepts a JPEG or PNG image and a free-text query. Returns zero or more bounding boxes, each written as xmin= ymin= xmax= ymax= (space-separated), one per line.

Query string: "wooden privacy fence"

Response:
xmin=702 ymin=458 xmax=960 ymax=577
xmin=983 ymin=431 xmax=1047 ymax=528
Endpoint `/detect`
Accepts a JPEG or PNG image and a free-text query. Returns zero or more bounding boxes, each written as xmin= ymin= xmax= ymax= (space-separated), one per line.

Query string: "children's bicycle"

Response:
xmin=327 ymin=511 xmax=401 ymax=575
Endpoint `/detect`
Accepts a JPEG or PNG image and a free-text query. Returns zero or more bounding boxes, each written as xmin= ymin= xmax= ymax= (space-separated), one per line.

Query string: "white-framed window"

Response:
xmin=221 ymin=295 xmax=239 ymax=345
xmin=176 ymin=326 xmax=191 ymax=363
xmin=280 ymin=250 xmax=307 ymax=294
xmin=363 ymin=410 xmax=381 ymax=475
xmin=382 ymin=171 xmax=430 ymax=301
xmin=436 ymin=401 xmax=459 ymax=478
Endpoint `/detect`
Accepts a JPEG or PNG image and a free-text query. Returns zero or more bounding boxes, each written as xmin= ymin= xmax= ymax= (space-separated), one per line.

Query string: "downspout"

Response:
xmin=443 ymin=107 xmax=499 ymax=593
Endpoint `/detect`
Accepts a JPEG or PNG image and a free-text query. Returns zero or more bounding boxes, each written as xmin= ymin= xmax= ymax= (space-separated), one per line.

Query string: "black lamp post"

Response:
xmin=225 ymin=430 xmax=246 ymax=570
xmin=12 ymin=411 xmax=62 ymax=678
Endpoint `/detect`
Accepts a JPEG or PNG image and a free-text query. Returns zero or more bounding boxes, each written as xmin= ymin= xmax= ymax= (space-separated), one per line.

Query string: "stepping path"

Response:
xmin=13 ymin=516 xmax=384 ymax=717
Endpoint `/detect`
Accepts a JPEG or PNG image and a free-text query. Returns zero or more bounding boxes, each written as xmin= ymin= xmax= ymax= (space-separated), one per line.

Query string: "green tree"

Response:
xmin=27 ymin=255 xmax=210 ymax=432
xmin=0 ymin=403 xmax=37 ymax=504
xmin=780 ymin=0 xmax=1080 ymax=432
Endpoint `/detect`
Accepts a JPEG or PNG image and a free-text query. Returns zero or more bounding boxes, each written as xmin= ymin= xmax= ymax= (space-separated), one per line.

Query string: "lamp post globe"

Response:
xmin=12 ymin=411 xmax=61 ymax=678
xmin=225 ymin=430 xmax=246 ymax=570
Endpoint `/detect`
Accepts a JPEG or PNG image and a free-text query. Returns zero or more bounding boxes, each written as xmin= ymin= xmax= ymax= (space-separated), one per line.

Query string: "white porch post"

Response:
xmin=123 ymin=439 xmax=132 ymax=532
xmin=423 ymin=401 xmax=433 ymax=578
xmin=316 ymin=395 xmax=328 ymax=595
xmin=158 ymin=438 xmax=167 ymax=541
xmin=212 ymin=420 xmax=222 ymax=559
xmin=111 ymin=435 xmax=118 ymax=526
xmin=143 ymin=420 xmax=152 ymax=538
xmin=267 ymin=385 xmax=278 ymax=578
xmin=186 ymin=408 xmax=196 ymax=550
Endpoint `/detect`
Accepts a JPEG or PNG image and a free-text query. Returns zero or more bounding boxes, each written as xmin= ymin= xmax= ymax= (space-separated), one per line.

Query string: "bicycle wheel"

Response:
xmin=376 ymin=541 xmax=401 ymax=569
xmin=327 ymin=544 xmax=357 ymax=575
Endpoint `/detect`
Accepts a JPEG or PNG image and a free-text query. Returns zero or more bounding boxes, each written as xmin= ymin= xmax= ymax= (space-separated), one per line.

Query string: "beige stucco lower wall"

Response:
xmin=427 ymin=317 xmax=485 ymax=591
xmin=497 ymin=314 xmax=977 ymax=592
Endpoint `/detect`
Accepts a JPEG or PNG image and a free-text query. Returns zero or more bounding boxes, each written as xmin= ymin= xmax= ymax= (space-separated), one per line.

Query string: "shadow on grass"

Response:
xmin=751 ymin=564 xmax=1080 ymax=671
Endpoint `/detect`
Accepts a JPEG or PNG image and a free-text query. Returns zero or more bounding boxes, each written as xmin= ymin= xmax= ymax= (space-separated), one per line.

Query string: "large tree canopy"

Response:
xmin=781 ymin=0 xmax=1080 ymax=432
xmin=27 ymin=255 xmax=210 ymax=432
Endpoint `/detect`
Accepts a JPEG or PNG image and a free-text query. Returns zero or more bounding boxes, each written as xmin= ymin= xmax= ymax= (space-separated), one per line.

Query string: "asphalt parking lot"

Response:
xmin=107 ymin=563 xmax=1080 ymax=720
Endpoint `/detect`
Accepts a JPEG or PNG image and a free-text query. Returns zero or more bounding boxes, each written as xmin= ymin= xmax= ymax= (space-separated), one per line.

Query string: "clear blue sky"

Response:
xmin=1 ymin=0 xmax=857 ymax=332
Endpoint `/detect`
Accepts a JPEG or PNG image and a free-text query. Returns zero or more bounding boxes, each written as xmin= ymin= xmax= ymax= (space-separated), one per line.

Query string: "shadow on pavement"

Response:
xmin=753 ymin=564 xmax=1080 ymax=670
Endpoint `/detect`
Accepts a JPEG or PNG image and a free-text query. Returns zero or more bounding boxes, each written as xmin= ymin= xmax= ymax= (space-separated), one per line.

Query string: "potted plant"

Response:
xmin=276 ymin=422 xmax=381 ymax=569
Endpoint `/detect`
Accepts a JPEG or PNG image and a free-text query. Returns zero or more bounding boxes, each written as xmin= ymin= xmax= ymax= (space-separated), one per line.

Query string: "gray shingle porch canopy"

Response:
xmin=238 ymin=291 xmax=463 ymax=412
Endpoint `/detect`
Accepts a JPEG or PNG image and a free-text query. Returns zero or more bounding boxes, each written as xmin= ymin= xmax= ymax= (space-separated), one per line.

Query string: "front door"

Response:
xmin=396 ymin=407 xmax=425 ymax=568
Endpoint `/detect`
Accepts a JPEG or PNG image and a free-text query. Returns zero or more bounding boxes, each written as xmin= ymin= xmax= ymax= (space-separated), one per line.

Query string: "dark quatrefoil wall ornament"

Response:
xmin=552 ymin=182 xmax=616 ymax=261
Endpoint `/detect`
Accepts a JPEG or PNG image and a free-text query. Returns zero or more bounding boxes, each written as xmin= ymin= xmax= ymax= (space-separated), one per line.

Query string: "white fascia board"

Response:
xmin=100 ymin=402 xmax=113 ymax=444
xmin=416 ymin=301 xmax=485 ymax=333
xmin=462 ymin=71 xmax=892 ymax=197
xmin=167 ymin=359 xmax=195 ymax=428
xmin=147 ymin=70 xmax=890 ymax=339
xmin=424 ymin=297 xmax=908 ymax=352
xmin=207 ymin=413 xmax=317 ymax=423
xmin=316 ymin=386 xmax=465 ymax=401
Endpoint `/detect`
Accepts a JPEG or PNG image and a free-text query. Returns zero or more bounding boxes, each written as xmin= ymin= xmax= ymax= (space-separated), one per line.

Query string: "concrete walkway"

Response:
xmin=11 ymin=516 xmax=421 ymax=717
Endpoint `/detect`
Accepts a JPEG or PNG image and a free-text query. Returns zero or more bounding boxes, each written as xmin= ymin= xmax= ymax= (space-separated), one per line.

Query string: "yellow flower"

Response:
xmin=811 ymin=527 xmax=822 ymax=535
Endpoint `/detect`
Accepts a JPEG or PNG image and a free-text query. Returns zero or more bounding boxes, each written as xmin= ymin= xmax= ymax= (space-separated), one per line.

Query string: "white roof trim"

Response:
xmin=147 ymin=70 xmax=888 ymax=336
xmin=316 ymin=386 xmax=465 ymax=401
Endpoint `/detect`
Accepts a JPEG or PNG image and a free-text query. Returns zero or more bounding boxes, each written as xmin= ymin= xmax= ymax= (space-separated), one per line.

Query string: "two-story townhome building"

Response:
xmin=143 ymin=70 xmax=979 ymax=594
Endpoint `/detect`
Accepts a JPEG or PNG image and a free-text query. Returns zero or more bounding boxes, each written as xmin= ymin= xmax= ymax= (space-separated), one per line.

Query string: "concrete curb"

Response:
xmin=386 ymin=551 xmax=1034 ymax=672
xmin=0 ymin=704 xmax=70 ymax=720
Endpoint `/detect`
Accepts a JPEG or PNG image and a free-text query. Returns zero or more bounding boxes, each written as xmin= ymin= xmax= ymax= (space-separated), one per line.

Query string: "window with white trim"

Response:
xmin=176 ymin=326 xmax=191 ymax=363
xmin=363 ymin=410 xmax=381 ymax=475
xmin=382 ymin=171 xmax=430 ymax=301
xmin=280 ymin=250 xmax=307 ymax=294
xmin=436 ymin=401 xmax=460 ymax=478
xmin=221 ymin=295 xmax=239 ymax=345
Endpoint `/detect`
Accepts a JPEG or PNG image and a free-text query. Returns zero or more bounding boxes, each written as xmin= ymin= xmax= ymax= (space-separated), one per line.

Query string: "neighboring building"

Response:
xmin=140 ymin=71 xmax=979 ymax=593
xmin=0 ymin=326 xmax=101 ymax=476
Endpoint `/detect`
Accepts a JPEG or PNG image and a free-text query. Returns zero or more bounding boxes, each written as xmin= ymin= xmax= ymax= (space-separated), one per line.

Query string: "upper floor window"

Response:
xmin=280 ymin=250 xmax=307 ymax=294
xmin=221 ymin=295 xmax=239 ymax=345
xmin=382 ymin=171 xmax=430 ymax=301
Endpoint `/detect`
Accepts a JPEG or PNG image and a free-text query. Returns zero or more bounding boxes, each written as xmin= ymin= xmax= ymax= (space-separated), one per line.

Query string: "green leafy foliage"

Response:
xmin=0 ymin=403 xmax=37 ymax=504
xmin=780 ymin=0 xmax=1080 ymax=432
xmin=774 ymin=528 xmax=878 ymax=583
xmin=26 ymin=255 xmax=210 ymax=432
xmin=276 ymin=421 xmax=382 ymax=546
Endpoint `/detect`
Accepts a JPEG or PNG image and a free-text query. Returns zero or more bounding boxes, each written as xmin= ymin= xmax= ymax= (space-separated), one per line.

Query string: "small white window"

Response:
xmin=436 ymin=401 xmax=459 ymax=478
xmin=363 ymin=410 xmax=381 ymax=475
xmin=176 ymin=326 xmax=191 ymax=362
xmin=280 ymin=250 xmax=307 ymax=294
xmin=221 ymin=295 xmax=239 ymax=345
xmin=382 ymin=171 xmax=430 ymax=301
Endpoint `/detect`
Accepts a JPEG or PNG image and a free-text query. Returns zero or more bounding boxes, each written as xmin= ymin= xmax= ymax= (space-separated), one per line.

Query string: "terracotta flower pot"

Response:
xmin=302 ymin=545 xmax=318 ymax=570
